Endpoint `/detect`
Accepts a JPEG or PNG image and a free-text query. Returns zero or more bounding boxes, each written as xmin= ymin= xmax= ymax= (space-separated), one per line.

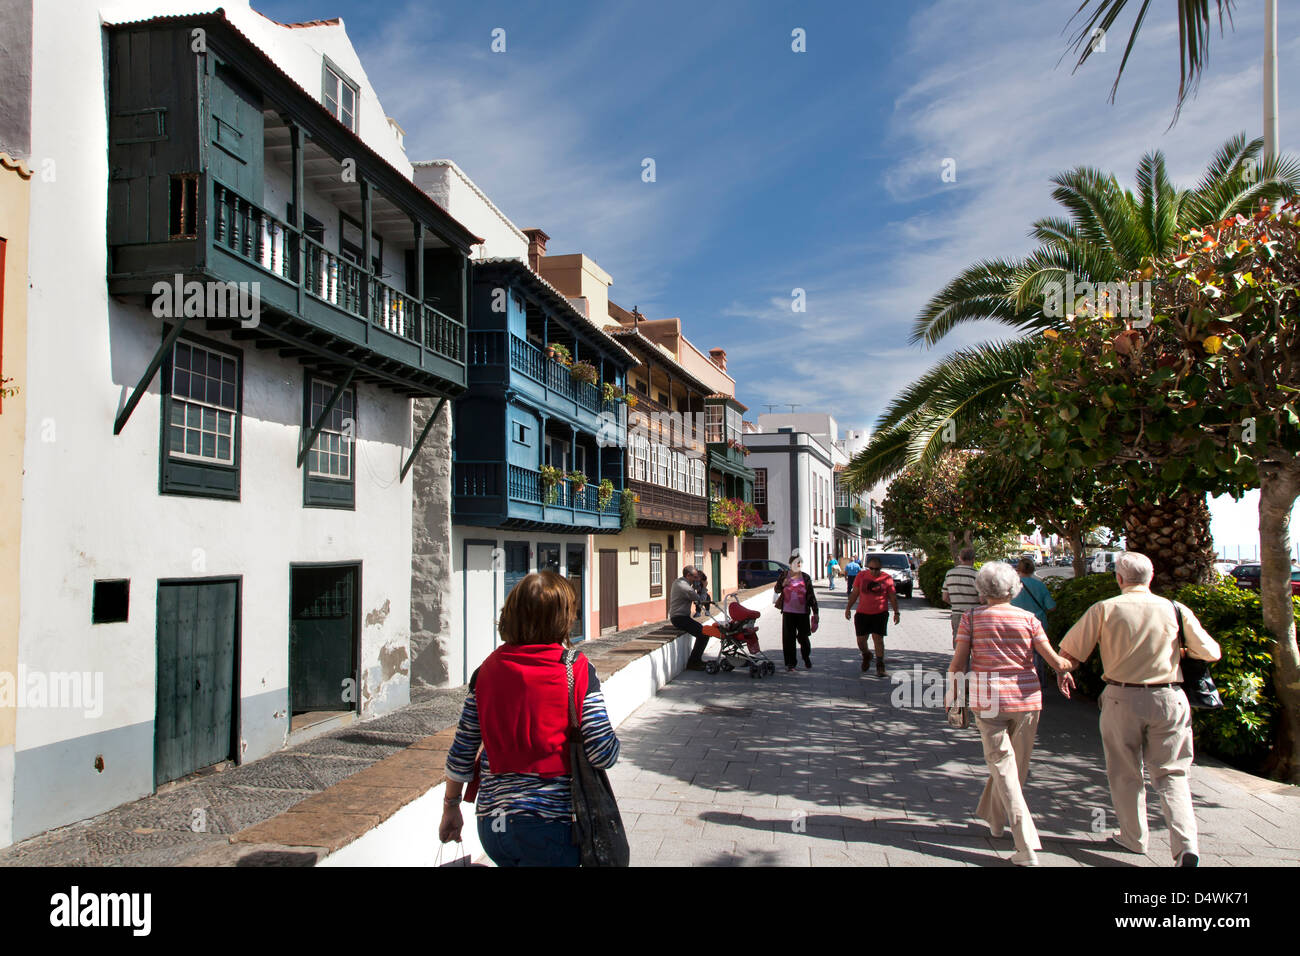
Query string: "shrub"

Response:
xmin=918 ymin=557 xmax=953 ymax=608
xmin=1045 ymin=574 xmax=1288 ymax=772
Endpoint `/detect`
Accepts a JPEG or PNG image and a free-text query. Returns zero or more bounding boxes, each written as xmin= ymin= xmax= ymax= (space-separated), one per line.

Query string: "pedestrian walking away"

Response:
xmin=826 ymin=555 xmax=840 ymax=591
xmin=947 ymin=562 xmax=1075 ymax=867
xmin=844 ymin=555 xmax=899 ymax=677
xmin=439 ymin=571 xmax=621 ymax=867
xmin=669 ymin=566 xmax=711 ymax=671
xmin=942 ymin=547 xmax=981 ymax=642
xmin=844 ymin=556 xmax=861 ymax=599
xmin=1056 ymin=551 xmax=1222 ymax=867
xmin=1010 ymin=557 xmax=1057 ymax=697
xmin=775 ymin=551 xmax=819 ymax=671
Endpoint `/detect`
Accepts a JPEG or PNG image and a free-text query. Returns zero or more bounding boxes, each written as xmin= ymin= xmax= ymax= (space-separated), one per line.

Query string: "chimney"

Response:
xmin=522 ymin=228 xmax=549 ymax=273
xmin=709 ymin=348 xmax=728 ymax=371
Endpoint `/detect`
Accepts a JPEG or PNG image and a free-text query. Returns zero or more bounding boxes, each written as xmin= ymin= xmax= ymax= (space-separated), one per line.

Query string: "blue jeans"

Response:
xmin=477 ymin=813 xmax=579 ymax=867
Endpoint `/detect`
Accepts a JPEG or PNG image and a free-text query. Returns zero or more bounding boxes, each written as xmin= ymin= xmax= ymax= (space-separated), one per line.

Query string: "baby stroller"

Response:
xmin=699 ymin=594 xmax=777 ymax=678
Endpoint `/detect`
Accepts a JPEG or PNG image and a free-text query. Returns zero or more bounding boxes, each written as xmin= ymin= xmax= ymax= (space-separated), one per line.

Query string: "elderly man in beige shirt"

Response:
xmin=1057 ymin=551 xmax=1221 ymax=867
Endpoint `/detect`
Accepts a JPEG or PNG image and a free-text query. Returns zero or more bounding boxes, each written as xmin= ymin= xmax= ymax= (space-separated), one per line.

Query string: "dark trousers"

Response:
xmin=478 ymin=814 xmax=579 ymax=867
xmin=672 ymin=614 xmax=708 ymax=664
xmin=781 ymin=611 xmax=812 ymax=667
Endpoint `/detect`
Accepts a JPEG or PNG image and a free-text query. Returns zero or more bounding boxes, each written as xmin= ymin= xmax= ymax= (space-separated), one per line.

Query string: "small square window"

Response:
xmin=513 ymin=422 xmax=529 ymax=444
xmin=92 ymin=580 xmax=130 ymax=624
xmin=630 ymin=547 xmax=639 ymax=565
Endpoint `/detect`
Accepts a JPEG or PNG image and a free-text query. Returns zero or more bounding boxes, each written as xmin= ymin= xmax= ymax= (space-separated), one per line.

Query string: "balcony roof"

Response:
xmin=102 ymin=10 xmax=483 ymax=252
xmin=474 ymin=258 xmax=636 ymax=365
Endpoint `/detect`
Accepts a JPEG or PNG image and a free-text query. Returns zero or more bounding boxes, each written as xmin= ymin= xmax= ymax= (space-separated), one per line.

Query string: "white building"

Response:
xmin=5 ymin=1 xmax=480 ymax=843
xmin=742 ymin=419 xmax=837 ymax=576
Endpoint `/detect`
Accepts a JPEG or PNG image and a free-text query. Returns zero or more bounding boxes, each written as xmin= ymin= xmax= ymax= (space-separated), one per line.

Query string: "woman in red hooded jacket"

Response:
xmin=439 ymin=571 xmax=620 ymax=866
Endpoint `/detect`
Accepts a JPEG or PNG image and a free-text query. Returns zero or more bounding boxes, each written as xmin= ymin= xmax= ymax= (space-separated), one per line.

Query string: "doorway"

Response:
xmin=711 ymin=551 xmax=722 ymax=601
xmin=289 ymin=565 xmax=359 ymax=726
xmin=566 ymin=543 xmax=586 ymax=642
xmin=665 ymin=550 xmax=678 ymax=616
xmin=154 ymin=579 xmax=239 ymax=787
xmin=599 ymin=549 xmax=618 ymax=633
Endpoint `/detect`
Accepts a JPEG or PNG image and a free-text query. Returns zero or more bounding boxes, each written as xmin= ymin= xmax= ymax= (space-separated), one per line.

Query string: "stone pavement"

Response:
xmin=606 ymin=585 xmax=1300 ymax=867
xmin=0 ymin=608 xmax=712 ymax=867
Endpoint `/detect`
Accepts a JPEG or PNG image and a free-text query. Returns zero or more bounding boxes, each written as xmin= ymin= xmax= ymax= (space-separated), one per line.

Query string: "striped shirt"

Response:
xmin=954 ymin=604 xmax=1051 ymax=713
xmin=445 ymin=659 xmax=620 ymax=821
xmin=942 ymin=564 xmax=980 ymax=613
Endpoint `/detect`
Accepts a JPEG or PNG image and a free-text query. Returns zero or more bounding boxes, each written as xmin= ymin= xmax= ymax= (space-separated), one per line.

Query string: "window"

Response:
xmin=690 ymin=458 xmax=705 ymax=497
xmin=168 ymin=174 xmax=199 ymax=240
xmin=169 ymin=341 xmax=237 ymax=464
xmin=649 ymin=543 xmax=662 ymax=597
xmin=630 ymin=546 xmax=640 ymax=565
xmin=705 ymin=403 xmax=724 ymax=443
xmin=323 ymin=60 xmax=358 ymax=132
xmin=655 ymin=443 xmax=669 ymax=487
xmin=694 ymin=535 xmax=704 ymax=571
xmin=574 ymin=444 xmax=587 ymax=477
xmin=307 ymin=379 xmax=354 ymax=480
xmin=754 ymin=467 xmax=768 ymax=523
xmin=513 ymin=421 xmax=529 ymax=444
xmin=92 ymin=580 xmax=130 ymax=624
xmin=304 ymin=375 xmax=357 ymax=509
xmin=161 ymin=334 xmax=241 ymax=499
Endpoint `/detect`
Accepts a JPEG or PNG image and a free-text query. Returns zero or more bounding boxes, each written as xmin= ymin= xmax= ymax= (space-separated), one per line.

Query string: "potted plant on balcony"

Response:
xmin=569 ymin=360 xmax=598 ymax=385
xmin=597 ymin=478 xmax=615 ymax=512
xmin=539 ymin=464 xmax=565 ymax=504
xmin=852 ymin=504 xmax=867 ymax=525
xmin=601 ymin=382 xmax=624 ymax=404
xmin=567 ymin=470 xmax=589 ymax=501
xmin=710 ymin=497 xmax=762 ymax=537
xmin=545 ymin=343 xmax=572 ymax=366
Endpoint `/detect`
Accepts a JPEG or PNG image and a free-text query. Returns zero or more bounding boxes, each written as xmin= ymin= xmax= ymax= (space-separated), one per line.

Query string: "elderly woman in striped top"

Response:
xmin=947 ymin=561 xmax=1073 ymax=867
xmin=439 ymin=571 xmax=620 ymax=867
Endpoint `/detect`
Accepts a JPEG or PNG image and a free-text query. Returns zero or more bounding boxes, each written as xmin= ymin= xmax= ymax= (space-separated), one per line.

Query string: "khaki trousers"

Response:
xmin=1098 ymin=684 xmax=1198 ymax=861
xmin=974 ymin=710 xmax=1042 ymax=854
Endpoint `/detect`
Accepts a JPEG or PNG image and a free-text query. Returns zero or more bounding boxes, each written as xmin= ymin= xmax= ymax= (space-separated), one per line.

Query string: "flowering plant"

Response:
xmin=710 ymin=497 xmax=762 ymax=537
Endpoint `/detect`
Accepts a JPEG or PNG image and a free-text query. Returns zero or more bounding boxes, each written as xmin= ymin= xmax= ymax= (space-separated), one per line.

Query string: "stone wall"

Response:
xmin=410 ymin=397 xmax=454 ymax=691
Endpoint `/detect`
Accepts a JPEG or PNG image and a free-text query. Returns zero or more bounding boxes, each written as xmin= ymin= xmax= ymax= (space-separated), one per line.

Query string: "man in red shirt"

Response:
xmin=844 ymin=555 xmax=901 ymax=676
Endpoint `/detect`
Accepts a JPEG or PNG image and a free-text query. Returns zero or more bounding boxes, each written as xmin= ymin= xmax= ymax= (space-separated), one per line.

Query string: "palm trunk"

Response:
xmin=1259 ymin=459 xmax=1300 ymax=784
xmin=1121 ymin=489 xmax=1216 ymax=592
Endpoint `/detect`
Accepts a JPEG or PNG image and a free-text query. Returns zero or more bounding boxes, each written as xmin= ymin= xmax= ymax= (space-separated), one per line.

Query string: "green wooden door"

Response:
xmin=289 ymin=566 xmax=357 ymax=714
xmin=711 ymin=551 xmax=722 ymax=601
xmin=155 ymin=580 xmax=238 ymax=787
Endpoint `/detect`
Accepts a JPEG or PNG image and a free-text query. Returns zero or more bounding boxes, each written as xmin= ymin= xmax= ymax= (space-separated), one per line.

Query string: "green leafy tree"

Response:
xmin=880 ymin=451 xmax=1017 ymax=559
xmin=1004 ymin=200 xmax=1300 ymax=780
xmin=846 ymin=135 xmax=1298 ymax=585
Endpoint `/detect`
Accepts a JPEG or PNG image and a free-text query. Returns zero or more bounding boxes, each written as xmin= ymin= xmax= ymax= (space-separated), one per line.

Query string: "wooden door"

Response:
xmin=665 ymin=551 xmax=678 ymax=616
xmin=599 ymin=549 xmax=618 ymax=632
xmin=567 ymin=543 xmax=585 ymax=643
xmin=155 ymin=580 xmax=238 ymax=787
xmin=711 ymin=551 xmax=722 ymax=601
xmin=289 ymin=565 xmax=357 ymax=714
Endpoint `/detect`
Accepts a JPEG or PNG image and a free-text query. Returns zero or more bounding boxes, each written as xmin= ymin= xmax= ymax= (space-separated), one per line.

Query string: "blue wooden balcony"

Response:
xmin=466 ymin=330 xmax=615 ymax=436
xmin=453 ymin=461 xmax=622 ymax=532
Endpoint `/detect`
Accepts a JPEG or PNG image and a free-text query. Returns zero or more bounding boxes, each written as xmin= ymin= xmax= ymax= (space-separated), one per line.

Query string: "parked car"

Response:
xmin=1228 ymin=563 xmax=1300 ymax=595
xmin=866 ymin=551 xmax=914 ymax=599
xmin=1229 ymin=563 xmax=1261 ymax=590
xmin=1213 ymin=560 xmax=1240 ymax=578
xmin=1090 ymin=551 xmax=1121 ymax=574
xmin=738 ymin=559 xmax=790 ymax=590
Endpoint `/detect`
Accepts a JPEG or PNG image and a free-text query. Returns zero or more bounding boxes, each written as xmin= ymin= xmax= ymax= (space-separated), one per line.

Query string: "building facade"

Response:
xmin=742 ymin=426 xmax=836 ymax=575
xmin=7 ymin=3 xmax=476 ymax=843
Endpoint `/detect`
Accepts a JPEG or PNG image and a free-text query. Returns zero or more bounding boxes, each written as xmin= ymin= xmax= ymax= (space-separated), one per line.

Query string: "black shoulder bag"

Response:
xmin=563 ymin=649 xmax=631 ymax=866
xmin=1171 ymin=601 xmax=1223 ymax=710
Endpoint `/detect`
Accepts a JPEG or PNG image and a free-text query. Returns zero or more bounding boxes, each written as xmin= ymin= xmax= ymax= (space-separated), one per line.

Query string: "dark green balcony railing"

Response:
xmin=454 ymin=460 xmax=620 ymax=522
xmin=211 ymin=180 xmax=464 ymax=367
xmin=509 ymin=336 xmax=602 ymax=414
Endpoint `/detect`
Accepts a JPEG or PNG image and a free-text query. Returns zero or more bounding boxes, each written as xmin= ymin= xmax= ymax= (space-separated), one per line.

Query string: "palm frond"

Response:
xmin=911 ymin=258 xmax=1024 ymax=346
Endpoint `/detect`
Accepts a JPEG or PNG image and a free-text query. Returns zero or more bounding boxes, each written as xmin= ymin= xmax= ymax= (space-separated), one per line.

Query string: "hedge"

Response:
xmin=1043 ymin=573 xmax=1286 ymax=771
xmin=918 ymin=557 xmax=953 ymax=609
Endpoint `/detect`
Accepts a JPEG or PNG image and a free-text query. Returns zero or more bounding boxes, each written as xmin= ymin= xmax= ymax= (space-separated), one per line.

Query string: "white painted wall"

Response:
xmin=10 ymin=0 xmax=429 ymax=842
xmin=412 ymin=161 xmax=528 ymax=263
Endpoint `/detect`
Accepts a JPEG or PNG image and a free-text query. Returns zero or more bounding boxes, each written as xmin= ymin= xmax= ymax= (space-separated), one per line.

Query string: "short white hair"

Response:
xmin=976 ymin=561 xmax=1022 ymax=600
xmin=1116 ymin=551 xmax=1154 ymax=586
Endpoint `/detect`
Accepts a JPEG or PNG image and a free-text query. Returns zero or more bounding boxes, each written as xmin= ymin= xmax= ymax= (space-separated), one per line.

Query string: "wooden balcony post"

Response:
xmin=289 ymin=120 xmax=305 ymax=312
xmin=360 ymin=178 xmax=372 ymax=330
xmin=413 ymin=218 xmax=425 ymax=350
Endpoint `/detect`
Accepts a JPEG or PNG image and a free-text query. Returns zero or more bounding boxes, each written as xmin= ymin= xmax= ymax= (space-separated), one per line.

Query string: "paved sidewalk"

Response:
xmin=607 ymin=587 xmax=1300 ymax=867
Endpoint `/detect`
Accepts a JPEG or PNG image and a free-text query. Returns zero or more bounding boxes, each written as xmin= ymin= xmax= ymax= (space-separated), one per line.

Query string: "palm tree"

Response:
xmin=1067 ymin=0 xmax=1238 ymax=122
xmin=846 ymin=134 xmax=1299 ymax=588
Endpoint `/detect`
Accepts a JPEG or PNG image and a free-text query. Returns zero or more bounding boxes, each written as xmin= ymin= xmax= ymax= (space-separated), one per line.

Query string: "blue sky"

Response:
xmin=256 ymin=0 xmax=1298 ymax=550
